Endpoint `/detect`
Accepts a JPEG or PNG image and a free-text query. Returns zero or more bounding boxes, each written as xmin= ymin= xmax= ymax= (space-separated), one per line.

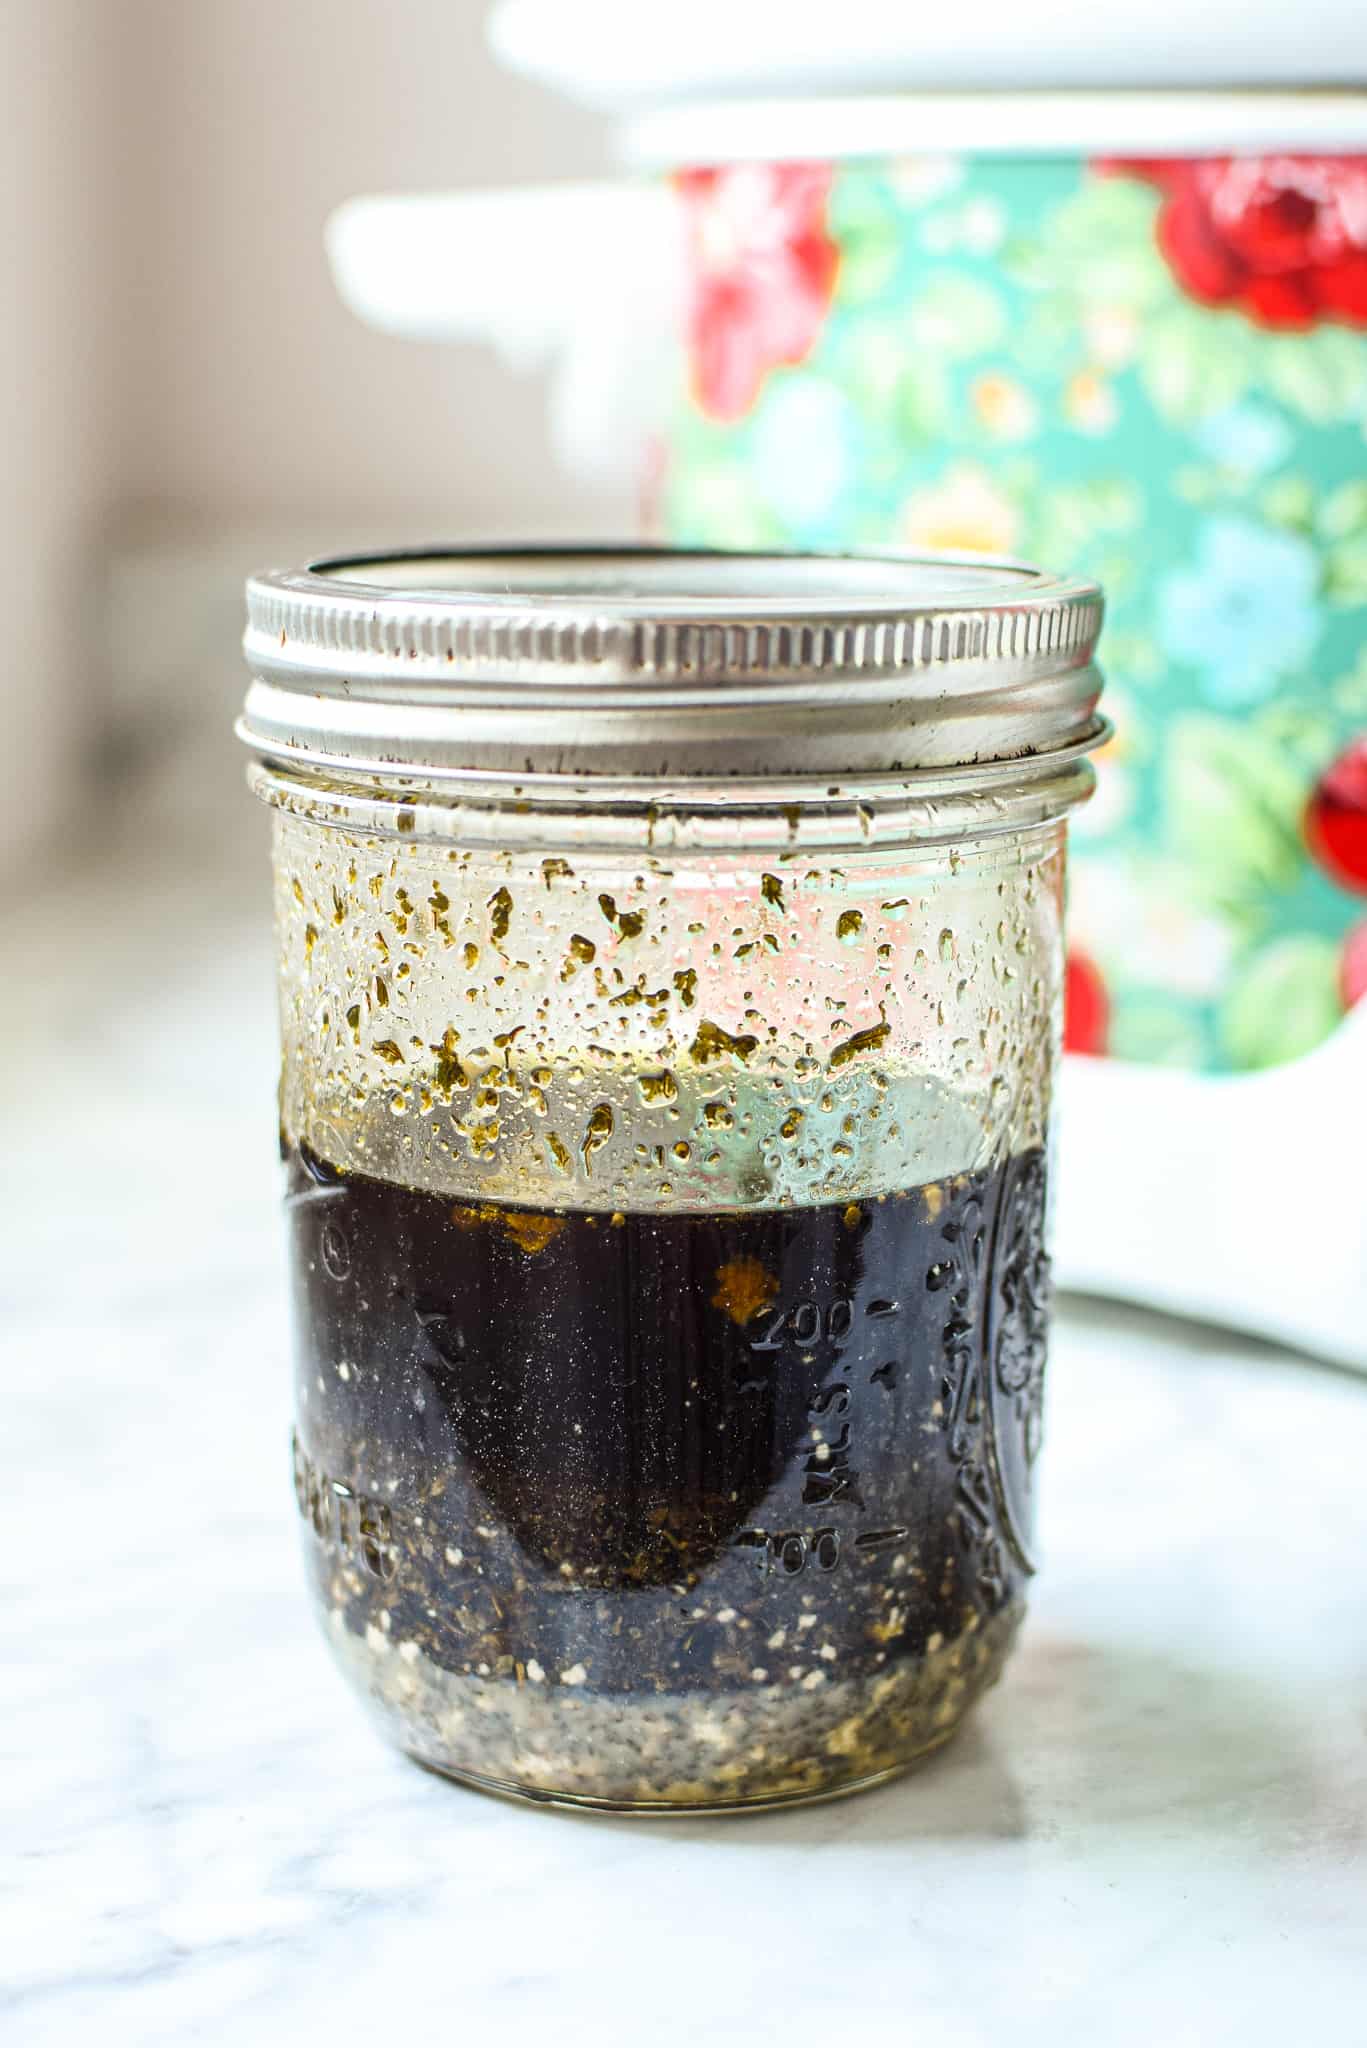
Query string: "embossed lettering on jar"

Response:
xmin=239 ymin=547 xmax=1105 ymax=1812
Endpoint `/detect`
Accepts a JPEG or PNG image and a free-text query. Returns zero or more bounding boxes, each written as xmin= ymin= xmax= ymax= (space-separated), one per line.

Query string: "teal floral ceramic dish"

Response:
xmin=323 ymin=73 xmax=1367 ymax=1359
xmin=659 ymin=145 xmax=1367 ymax=1073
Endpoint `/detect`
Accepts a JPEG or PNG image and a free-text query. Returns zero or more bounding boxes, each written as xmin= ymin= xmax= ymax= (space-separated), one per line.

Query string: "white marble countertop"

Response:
xmin=5 ymin=800 xmax=1367 ymax=2045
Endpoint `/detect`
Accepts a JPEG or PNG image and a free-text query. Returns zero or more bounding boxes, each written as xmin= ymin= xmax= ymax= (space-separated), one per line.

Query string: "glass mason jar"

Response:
xmin=239 ymin=547 xmax=1105 ymax=1812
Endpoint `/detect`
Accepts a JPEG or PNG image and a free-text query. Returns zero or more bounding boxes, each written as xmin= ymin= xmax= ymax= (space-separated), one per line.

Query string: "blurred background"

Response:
xmin=2 ymin=0 xmax=624 ymax=873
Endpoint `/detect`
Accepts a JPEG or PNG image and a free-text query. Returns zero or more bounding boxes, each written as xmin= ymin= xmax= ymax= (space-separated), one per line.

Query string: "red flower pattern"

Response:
xmin=1108 ymin=155 xmax=1367 ymax=329
xmin=1341 ymin=919 xmax=1367 ymax=1011
xmin=677 ymin=163 xmax=839 ymax=421
xmin=1063 ymin=951 xmax=1110 ymax=1058
xmin=1305 ymin=735 xmax=1367 ymax=896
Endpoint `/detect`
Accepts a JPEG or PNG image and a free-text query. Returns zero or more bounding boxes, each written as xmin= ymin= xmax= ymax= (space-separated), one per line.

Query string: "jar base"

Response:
xmin=403 ymin=1723 xmax=963 ymax=1817
xmin=326 ymin=1594 xmax=1022 ymax=1813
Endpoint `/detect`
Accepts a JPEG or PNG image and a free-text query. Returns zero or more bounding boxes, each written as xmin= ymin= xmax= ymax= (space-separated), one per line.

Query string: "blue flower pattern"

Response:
xmin=1158 ymin=518 xmax=1320 ymax=707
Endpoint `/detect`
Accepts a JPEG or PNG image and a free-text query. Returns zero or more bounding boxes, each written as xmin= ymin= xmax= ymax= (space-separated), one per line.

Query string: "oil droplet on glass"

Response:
xmin=581 ymin=1103 xmax=614 ymax=1170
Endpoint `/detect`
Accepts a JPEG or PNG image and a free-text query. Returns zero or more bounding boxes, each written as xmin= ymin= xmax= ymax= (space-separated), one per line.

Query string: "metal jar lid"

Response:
xmin=239 ymin=545 xmax=1104 ymax=783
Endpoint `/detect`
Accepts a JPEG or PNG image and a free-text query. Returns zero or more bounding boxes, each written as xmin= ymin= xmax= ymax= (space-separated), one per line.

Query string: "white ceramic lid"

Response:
xmin=489 ymin=0 xmax=1367 ymax=110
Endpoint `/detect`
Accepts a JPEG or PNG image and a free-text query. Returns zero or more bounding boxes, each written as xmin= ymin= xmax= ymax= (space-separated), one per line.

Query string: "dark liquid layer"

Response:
xmin=287 ymin=1143 xmax=1050 ymax=1697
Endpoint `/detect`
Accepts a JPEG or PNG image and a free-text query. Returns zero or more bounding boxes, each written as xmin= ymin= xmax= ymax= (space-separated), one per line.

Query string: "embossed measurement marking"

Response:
xmin=735 ymin=1527 xmax=842 ymax=1576
xmin=292 ymin=1435 xmax=397 ymax=1581
xmin=320 ymin=1221 xmax=351 ymax=1281
xmin=803 ymin=1379 xmax=864 ymax=1509
xmin=414 ymin=1301 xmax=465 ymax=1368
xmin=742 ymin=1292 xmax=905 ymax=1505
xmin=748 ymin=1297 xmax=855 ymax=1354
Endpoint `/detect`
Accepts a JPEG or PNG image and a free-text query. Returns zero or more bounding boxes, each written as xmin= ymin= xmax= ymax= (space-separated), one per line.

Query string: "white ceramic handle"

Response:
xmin=326 ymin=183 xmax=674 ymax=354
xmin=325 ymin=182 xmax=684 ymax=487
xmin=1054 ymin=1003 xmax=1367 ymax=1368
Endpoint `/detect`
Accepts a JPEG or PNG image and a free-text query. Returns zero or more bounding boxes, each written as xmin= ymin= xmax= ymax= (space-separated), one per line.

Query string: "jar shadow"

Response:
xmin=582 ymin=1627 xmax=1346 ymax=1851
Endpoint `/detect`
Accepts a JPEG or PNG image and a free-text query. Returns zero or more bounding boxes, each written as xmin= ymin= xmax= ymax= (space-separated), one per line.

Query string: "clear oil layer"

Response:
xmin=271 ymin=815 xmax=1063 ymax=1213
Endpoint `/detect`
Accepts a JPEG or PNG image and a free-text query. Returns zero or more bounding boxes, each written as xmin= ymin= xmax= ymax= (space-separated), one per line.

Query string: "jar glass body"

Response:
xmin=271 ymin=783 xmax=1066 ymax=1810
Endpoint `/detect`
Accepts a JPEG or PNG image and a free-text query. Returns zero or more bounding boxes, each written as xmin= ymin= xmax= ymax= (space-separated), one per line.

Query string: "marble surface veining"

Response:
xmin=4 ymin=808 xmax=1366 ymax=2046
